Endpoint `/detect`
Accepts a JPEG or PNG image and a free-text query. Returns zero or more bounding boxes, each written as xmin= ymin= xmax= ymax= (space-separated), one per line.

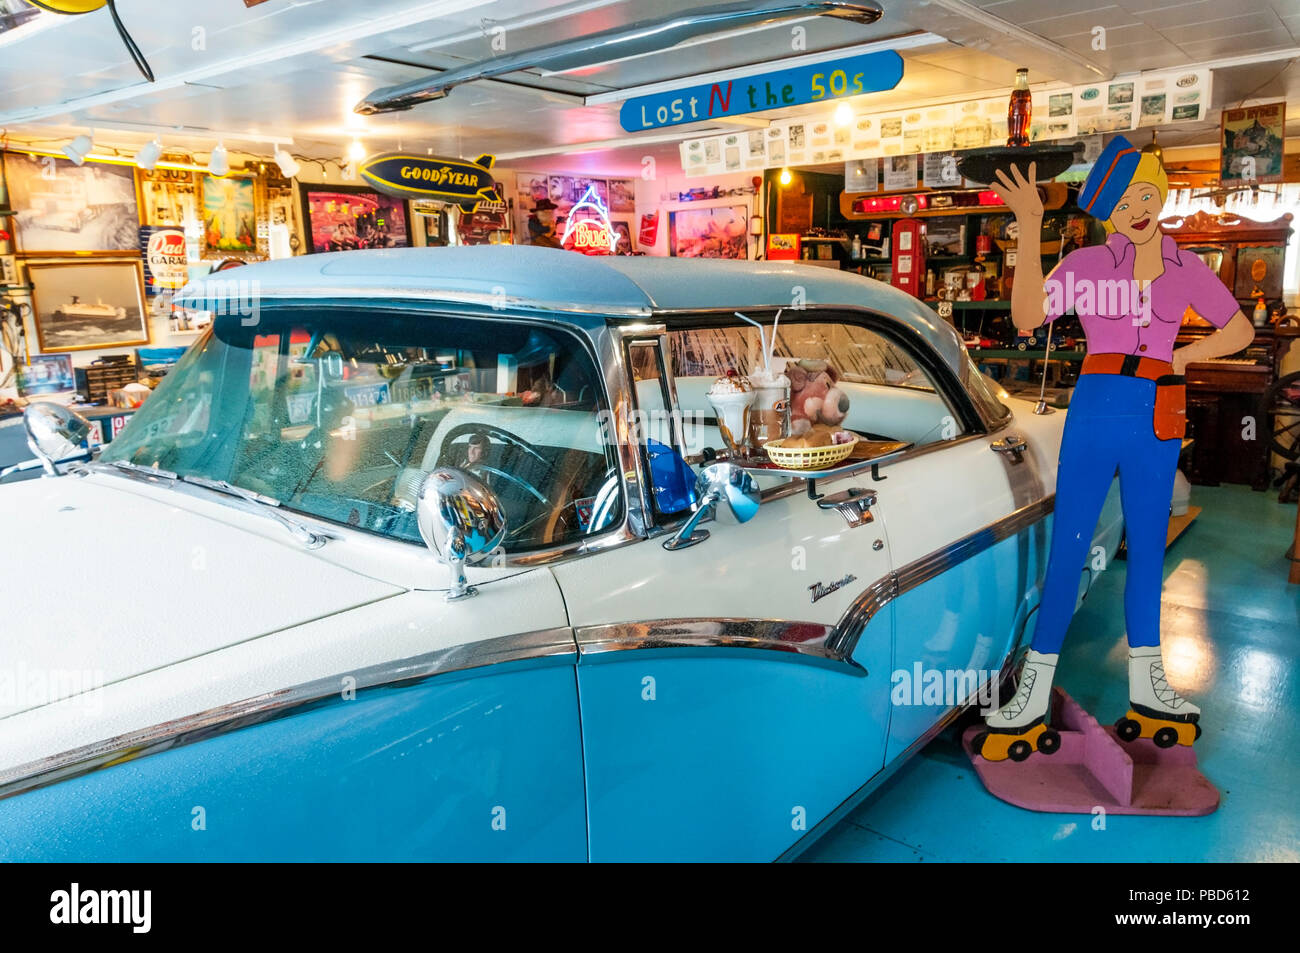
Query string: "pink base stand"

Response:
xmin=963 ymin=688 xmax=1220 ymax=816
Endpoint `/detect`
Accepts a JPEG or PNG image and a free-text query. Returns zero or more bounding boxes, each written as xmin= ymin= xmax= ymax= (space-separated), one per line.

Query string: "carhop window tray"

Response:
xmin=963 ymin=687 xmax=1220 ymax=816
xmin=956 ymin=143 xmax=1082 ymax=187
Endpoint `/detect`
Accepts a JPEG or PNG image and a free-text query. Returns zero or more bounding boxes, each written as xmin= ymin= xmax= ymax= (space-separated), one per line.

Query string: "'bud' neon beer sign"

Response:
xmin=620 ymin=50 xmax=902 ymax=133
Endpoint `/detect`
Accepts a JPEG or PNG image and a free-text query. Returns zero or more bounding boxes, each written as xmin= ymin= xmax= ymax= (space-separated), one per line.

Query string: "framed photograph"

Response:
xmin=299 ymin=183 xmax=411 ymax=253
xmin=610 ymin=220 xmax=633 ymax=254
xmin=27 ymin=259 xmax=150 ymax=353
xmin=421 ymin=208 xmax=448 ymax=246
xmin=201 ymin=175 xmax=257 ymax=255
xmin=1234 ymin=244 xmax=1286 ymax=301
xmin=15 ymin=354 xmax=75 ymax=396
xmin=1 ymin=152 xmax=141 ymax=255
xmin=668 ymin=205 xmax=748 ymax=259
xmin=1220 ymin=102 xmax=1285 ymax=186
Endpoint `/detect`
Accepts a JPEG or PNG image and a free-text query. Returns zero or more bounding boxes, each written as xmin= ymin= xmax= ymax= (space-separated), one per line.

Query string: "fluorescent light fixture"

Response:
xmin=62 ymin=134 xmax=92 ymax=165
xmin=135 ymin=138 xmax=163 ymax=170
xmin=274 ymin=147 xmax=300 ymax=178
xmin=582 ymin=33 xmax=944 ymax=106
xmin=208 ymin=141 xmax=229 ymax=177
xmin=347 ymin=139 xmax=367 ymax=162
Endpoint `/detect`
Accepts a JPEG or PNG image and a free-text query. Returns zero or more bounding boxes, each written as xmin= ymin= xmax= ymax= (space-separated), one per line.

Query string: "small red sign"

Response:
xmin=565 ymin=219 xmax=615 ymax=255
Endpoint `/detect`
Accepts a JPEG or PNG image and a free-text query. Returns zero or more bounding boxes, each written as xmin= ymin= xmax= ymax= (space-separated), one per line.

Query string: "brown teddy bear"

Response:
xmin=785 ymin=358 xmax=850 ymax=436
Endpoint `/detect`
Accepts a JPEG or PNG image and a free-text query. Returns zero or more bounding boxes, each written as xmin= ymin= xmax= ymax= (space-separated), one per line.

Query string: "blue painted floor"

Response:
xmin=807 ymin=485 xmax=1300 ymax=862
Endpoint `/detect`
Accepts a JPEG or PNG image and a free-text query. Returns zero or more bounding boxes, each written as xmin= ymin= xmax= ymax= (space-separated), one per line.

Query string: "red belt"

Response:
xmin=1080 ymin=353 xmax=1174 ymax=381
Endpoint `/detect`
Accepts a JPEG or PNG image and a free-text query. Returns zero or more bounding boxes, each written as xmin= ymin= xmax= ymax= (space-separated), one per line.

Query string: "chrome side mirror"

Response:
xmin=416 ymin=467 xmax=507 ymax=601
xmin=24 ymin=403 xmax=92 ymax=476
xmin=663 ymin=462 xmax=760 ymax=551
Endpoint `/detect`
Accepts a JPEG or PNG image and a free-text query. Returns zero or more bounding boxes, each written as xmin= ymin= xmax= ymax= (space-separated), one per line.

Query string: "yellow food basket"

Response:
xmin=763 ymin=436 xmax=858 ymax=470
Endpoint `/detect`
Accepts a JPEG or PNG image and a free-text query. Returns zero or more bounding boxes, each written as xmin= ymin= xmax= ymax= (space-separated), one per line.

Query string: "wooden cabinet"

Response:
xmin=1159 ymin=211 xmax=1293 ymax=489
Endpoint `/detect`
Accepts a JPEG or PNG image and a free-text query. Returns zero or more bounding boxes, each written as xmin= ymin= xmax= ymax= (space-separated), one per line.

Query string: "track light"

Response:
xmin=347 ymin=139 xmax=367 ymax=162
xmin=274 ymin=147 xmax=299 ymax=178
xmin=778 ymin=167 xmax=792 ymax=186
xmin=135 ymin=138 xmax=162 ymax=170
xmin=62 ymin=134 xmax=92 ymax=165
xmin=207 ymin=141 xmax=229 ymax=177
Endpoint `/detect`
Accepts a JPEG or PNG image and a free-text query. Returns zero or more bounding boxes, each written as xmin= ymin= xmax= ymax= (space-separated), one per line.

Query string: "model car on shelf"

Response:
xmin=1014 ymin=330 xmax=1079 ymax=352
xmin=0 ymin=247 xmax=1122 ymax=862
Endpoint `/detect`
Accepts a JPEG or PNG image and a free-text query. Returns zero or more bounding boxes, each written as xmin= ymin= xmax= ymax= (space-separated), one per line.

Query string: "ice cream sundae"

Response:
xmin=707 ymin=372 xmax=754 ymax=456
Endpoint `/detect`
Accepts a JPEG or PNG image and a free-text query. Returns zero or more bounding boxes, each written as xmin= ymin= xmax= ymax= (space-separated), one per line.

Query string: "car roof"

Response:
xmin=176 ymin=246 xmax=964 ymax=373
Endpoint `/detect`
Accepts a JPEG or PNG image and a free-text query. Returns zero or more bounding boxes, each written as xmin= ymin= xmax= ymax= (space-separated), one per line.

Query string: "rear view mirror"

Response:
xmin=662 ymin=462 xmax=760 ymax=551
xmin=24 ymin=403 xmax=92 ymax=476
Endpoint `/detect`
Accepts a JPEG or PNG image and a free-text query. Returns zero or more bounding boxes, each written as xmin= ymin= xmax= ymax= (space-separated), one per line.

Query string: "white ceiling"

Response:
xmin=0 ymin=0 xmax=1296 ymax=178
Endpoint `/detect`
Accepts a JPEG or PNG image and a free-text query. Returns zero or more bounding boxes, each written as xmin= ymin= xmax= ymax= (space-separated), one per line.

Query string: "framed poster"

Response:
xmin=1 ymin=152 xmax=141 ymax=255
xmin=201 ymin=175 xmax=257 ymax=255
xmin=15 ymin=354 xmax=75 ymax=397
xmin=27 ymin=259 xmax=150 ymax=353
xmin=668 ymin=205 xmax=748 ymax=258
xmin=775 ymin=185 xmax=813 ymax=235
xmin=610 ymin=220 xmax=633 ymax=254
xmin=299 ymin=183 xmax=411 ymax=253
xmin=421 ymin=208 xmax=448 ymax=246
xmin=1221 ymin=102 xmax=1285 ymax=186
xmin=1234 ymin=245 xmax=1286 ymax=301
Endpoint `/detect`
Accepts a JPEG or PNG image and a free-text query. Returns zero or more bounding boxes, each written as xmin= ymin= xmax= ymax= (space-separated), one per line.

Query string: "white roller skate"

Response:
xmin=972 ymin=650 xmax=1062 ymax=762
xmin=1115 ymin=645 xmax=1202 ymax=748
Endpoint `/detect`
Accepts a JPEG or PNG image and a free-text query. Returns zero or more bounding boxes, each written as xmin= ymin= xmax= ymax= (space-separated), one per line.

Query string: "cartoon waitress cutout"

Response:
xmin=975 ymin=136 xmax=1256 ymax=761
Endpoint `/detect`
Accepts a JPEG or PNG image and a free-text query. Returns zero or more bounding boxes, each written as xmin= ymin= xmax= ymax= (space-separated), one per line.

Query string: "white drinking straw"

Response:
xmin=770 ymin=308 xmax=782 ymax=372
xmin=735 ymin=311 xmax=767 ymax=374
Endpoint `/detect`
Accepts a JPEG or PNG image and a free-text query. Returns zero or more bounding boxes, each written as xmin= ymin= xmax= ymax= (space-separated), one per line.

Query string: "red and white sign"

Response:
xmin=565 ymin=219 xmax=615 ymax=255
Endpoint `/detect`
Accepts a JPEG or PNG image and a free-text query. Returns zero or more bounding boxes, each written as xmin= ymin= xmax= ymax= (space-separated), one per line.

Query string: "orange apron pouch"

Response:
xmin=1153 ymin=375 xmax=1186 ymax=441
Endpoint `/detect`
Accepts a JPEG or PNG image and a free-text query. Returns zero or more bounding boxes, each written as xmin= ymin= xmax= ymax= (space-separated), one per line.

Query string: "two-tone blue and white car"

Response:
xmin=0 ymin=247 xmax=1120 ymax=861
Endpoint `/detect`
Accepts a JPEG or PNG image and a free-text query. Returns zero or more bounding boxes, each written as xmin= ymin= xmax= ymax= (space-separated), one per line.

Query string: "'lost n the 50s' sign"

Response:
xmin=619 ymin=50 xmax=903 ymax=132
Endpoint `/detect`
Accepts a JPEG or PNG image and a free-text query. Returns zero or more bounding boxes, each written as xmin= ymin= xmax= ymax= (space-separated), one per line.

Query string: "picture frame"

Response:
xmin=27 ymin=259 xmax=150 ymax=353
xmin=298 ymin=183 xmax=412 ymax=254
xmin=15 ymin=354 xmax=75 ymax=397
xmin=1 ymin=152 xmax=142 ymax=256
xmin=669 ymin=205 xmax=748 ymax=259
xmin=1220 ymin=102 xmax=1285 ymax=186
xmin=201 ymin=174 xmax=258 ymax=255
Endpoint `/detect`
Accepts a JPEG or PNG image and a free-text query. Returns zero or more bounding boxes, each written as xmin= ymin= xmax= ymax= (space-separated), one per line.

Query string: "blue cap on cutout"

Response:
xmin=1078 ymin=135 xmax=1141 ymax=220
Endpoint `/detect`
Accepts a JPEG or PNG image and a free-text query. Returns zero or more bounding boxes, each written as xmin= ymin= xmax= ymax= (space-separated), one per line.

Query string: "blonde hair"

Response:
xmin=1101 ymin=153 xmax=1168 ymax=233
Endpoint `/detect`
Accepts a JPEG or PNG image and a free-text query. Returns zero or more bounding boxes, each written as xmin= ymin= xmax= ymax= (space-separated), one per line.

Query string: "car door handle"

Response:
xmin=817 ymin=486 xmax=876 ymax=527
xmin=990 ymin=434 xmax=1027 ymax=464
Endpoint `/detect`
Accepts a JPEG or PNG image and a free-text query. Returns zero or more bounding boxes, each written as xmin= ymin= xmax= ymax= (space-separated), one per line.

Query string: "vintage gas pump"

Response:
xmin=890 ymin=218 xmax=926 ymax=299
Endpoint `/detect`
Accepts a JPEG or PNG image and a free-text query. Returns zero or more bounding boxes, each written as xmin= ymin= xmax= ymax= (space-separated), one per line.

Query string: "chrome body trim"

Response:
xmin=574 ymin=619 xmax=863 ymax=675
xmin=0 ymin=627 xmax=578 ymax=802
xmin=355 ymin=1 xmax=883 ymax=113
xmin=824 ymin=494 xmax=1056 ymax=660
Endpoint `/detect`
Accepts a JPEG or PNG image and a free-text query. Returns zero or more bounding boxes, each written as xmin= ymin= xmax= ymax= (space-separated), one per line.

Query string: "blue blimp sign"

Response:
xmin=620 ymin=49 xmax=903 ymax=133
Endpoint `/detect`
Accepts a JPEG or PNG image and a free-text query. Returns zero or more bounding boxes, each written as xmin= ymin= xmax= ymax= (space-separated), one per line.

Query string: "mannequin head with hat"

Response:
xmin=1078 ymin=134 xmax=1168 ymax=245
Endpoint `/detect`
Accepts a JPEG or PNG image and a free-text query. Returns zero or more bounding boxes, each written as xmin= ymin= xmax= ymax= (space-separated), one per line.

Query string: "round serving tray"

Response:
xmin=957 ymin=143 xmax=1083 ymax=186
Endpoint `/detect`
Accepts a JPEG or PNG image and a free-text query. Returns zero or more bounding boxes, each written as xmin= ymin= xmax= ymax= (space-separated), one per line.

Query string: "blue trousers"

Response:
xmin=1030 ymin=373 xmax=1181 ymax=654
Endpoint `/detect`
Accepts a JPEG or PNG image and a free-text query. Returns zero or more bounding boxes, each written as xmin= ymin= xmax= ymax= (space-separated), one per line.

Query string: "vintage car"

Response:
xmin=0 ymin=247 xmax=1121 ymax=861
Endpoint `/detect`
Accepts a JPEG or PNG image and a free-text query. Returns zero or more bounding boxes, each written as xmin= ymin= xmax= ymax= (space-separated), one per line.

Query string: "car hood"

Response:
xmin=0 ymin=475 xmax=403 ymax=719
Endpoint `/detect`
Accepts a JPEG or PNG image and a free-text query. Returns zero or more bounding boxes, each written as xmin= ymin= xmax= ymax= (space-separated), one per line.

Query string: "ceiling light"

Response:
xmin=62 ymin=133 xmax=92 ymax=165
xmin=135 ymin=138 xmax=162 ymax=170
xmin=207 ymin=141 xmax=229 ymax=177
xmin=834 ymin=102 xmax=853 ymax=126
xmin=779 ymin=167 xmax=792 ymax=186
xmin=347 ymin=139 xmax=367 ymax=162
xmin=274 ymin=147 xmax=300 ymax=178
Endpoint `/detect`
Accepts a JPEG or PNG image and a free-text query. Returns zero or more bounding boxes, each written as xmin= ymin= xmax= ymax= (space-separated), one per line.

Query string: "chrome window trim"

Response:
xmin=104 ymin=303 xmax=647 ymax=571
xmin=824 ymin=494 xmax=1055 ymax=660
xmin=574 ymin=619 xmax=862 ymax=675
xmin=0 ymin=627 xmax=578 ymax=803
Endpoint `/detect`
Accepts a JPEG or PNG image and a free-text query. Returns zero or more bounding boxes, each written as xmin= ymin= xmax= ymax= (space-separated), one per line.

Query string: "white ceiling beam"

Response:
xmin=582 ymin=32 xmax=949 ymax=105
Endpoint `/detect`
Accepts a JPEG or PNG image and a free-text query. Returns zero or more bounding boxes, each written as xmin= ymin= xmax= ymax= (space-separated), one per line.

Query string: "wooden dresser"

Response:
xmin=1160 ymin=211 xmax=1294 ymax=489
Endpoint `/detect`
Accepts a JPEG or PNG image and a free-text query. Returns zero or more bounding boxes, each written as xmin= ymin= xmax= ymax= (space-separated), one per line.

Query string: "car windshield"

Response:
xmin=102 ymin=306 xmax=623 ymax=552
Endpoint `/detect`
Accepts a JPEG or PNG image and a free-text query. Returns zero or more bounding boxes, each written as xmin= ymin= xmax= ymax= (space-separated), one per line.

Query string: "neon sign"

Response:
xmin=562 ymin=185 xmax=620 ymax=256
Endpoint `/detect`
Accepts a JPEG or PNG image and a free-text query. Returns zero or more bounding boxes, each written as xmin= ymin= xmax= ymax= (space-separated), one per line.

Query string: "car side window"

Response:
xmin=667 ymin=316 xmax=965 ymax=451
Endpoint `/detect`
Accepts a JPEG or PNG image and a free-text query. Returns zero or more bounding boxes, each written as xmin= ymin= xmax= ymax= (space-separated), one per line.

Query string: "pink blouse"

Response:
xmin=1043 ymin=233 xmax=1240 ymax=362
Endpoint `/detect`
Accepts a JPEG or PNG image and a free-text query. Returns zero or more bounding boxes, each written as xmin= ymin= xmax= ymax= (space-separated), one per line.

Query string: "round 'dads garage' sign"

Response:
xmin=139 ymin=226 xmax=189 ymax=295
xmin=360 ymin=152 xmax=502 ymax=213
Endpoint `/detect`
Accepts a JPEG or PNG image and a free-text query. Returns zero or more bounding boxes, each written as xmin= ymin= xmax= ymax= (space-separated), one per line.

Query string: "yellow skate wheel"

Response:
xmin=977 ymin=723 xmax=1047 ymax=762
xmin=1123 ymin=709 xmax=1198 ymax=747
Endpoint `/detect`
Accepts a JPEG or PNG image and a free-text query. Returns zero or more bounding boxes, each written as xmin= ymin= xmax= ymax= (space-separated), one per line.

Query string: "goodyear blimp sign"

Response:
xmin=620 ymin=50 xmax=903 ymax=132
xmin=360 ymin=152 xmax=501 ymax=212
